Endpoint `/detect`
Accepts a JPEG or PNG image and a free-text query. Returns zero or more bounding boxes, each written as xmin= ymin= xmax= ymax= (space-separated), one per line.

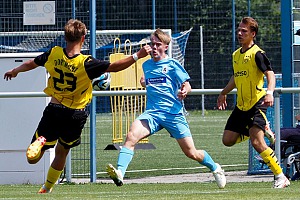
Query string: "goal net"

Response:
xmin=0 ymin=28 xmax=192 ymax=67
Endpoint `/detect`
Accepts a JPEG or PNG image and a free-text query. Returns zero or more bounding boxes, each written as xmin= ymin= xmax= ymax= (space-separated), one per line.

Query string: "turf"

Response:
xmin=1 ymin=181 xmax=299 ymax=199
xmin=1 ymin=110 xmax=297 ymax=199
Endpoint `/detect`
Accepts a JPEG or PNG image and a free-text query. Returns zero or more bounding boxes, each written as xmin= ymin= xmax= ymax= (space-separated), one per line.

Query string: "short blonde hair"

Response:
xmin=64 ymin=19 xmax=87 ymax=42
xmin=151 ymin=28 xmax=171 ymax=45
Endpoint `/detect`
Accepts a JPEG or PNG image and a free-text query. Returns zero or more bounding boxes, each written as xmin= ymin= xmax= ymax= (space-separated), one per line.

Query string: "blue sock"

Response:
xmin=117 ymin=147 xmax=134 ymax=177
xmin=199 ymin=150 xmax=217 ymax=172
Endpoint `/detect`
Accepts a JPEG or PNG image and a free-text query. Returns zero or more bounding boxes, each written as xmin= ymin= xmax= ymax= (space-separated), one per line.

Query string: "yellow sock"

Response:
xmin=260 ymin=147 xmax=282 ymax=176
xmin=44 ymin=166 xmax=63 ymax=190
xmin=235 ymin=135 xmax=249 ymax=144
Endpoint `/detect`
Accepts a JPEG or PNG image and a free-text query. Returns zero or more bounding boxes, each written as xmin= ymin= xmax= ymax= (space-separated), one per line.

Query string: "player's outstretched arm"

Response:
xmin=4 ymin=59 xmax=39 ymax=80
xmin=106 ymin=45 xmax=152 ymax=72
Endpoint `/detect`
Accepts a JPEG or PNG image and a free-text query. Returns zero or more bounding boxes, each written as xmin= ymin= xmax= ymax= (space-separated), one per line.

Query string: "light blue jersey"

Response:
xmin=137 ymin=57 xmax=191 ymax=139
xmin=143 ymin=57 xmax=190 ymax=114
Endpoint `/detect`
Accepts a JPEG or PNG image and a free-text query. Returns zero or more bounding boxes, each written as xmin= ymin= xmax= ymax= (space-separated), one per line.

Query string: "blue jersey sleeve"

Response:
xmin=171 ymin=59 xmax=190 ymax=85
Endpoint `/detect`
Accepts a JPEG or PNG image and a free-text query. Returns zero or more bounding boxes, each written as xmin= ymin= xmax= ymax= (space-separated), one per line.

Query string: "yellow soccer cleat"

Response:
xmin=27 ymin=136 xmax=46 ymax=160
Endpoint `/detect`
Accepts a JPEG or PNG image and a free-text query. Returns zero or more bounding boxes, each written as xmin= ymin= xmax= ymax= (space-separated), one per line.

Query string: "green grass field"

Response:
xmin=2 ymin=110 xmax=291 ymax=199
xmin=1 ymin=182 xmax=300 ymax=199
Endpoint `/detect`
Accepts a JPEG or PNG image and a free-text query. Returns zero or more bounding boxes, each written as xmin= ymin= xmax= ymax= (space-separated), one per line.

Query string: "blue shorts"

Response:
xmin=136 ymin=110 xmax=191 ymax=139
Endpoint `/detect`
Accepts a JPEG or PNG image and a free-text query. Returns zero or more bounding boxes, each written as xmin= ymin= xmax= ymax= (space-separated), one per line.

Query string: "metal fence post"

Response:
xmin=274 ymin=91 xmax=281 ymax=163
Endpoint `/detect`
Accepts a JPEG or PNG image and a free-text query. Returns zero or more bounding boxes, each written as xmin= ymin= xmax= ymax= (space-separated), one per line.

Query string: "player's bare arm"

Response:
xmin=107 ymin=45 xmax=152 ymax=72
xmin=263 ymin=70 xmax=275 ymax=107
xmin=217 ymin=75 xmax=235 ymax=110
xmin=4 ymin=59 xmax=39 ymax=80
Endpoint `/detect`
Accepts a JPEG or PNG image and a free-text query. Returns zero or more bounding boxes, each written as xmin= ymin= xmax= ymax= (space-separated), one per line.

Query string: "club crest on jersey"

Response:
xmin=242 ymin=55 xmax=251 ymax=64
xmin=162 ymin=66 xmax=168 ymax=74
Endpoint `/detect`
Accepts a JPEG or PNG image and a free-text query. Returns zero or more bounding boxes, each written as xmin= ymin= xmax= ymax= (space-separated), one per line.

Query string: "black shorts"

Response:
xmin=31 ymin=103 xmax=89 ymax=150
xmin=225 ymin=97 xmax=268 ymax=137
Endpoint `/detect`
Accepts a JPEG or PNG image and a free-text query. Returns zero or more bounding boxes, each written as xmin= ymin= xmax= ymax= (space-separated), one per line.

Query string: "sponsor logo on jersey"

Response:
xmin=234 ymin=70 xmax=248 ymax=77
xmin=146 ymin=77 xmax=166 ymax=85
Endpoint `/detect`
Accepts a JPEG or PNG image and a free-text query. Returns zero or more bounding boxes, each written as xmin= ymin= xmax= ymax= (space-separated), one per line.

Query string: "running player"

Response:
xmin=106 ymin=28 xmax=226 ymax=189
xmin=217 ymin=17 xmax=289 ymax=188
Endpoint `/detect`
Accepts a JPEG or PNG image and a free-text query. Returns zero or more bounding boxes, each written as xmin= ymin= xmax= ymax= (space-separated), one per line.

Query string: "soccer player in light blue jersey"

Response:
xmin=107 ymin=28 xmax=226 ymax=189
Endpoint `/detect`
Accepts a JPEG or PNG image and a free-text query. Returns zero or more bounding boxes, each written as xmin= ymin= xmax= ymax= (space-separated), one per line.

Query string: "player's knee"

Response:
xmin=125 ymin=131 xmax=140 ymax=146
xmin=222 ymin=138 xmax=235 ymax=147
xmin=126 ymin=131 xmax=135 ymax=141
xmin=222 ymin=133 xmax=238 ymax=146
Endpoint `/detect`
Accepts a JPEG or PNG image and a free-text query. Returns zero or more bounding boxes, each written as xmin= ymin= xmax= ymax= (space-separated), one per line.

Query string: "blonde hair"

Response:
xmin=64 ymin=19 xmax=87 ymax=42
xmin=151 ymin=28 xmax=171 ymax=45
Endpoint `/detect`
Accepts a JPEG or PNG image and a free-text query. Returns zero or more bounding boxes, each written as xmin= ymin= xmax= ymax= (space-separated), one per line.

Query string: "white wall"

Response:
xmin=0 ymin=53 xmax=53 ymax=184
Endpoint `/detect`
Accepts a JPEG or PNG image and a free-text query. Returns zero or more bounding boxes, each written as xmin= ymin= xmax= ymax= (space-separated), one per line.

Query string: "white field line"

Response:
xmin=97 ymin=190 xmax=228 ymax=197
xmin=71 ymin=164 xmax=248 ymax=176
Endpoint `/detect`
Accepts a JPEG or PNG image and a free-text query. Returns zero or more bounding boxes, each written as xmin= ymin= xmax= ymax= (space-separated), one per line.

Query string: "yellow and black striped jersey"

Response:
xmin=232 ymin=44 xmax=272 ymax=111
xmin=34 ymin=46 xmax=110 ymax=109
